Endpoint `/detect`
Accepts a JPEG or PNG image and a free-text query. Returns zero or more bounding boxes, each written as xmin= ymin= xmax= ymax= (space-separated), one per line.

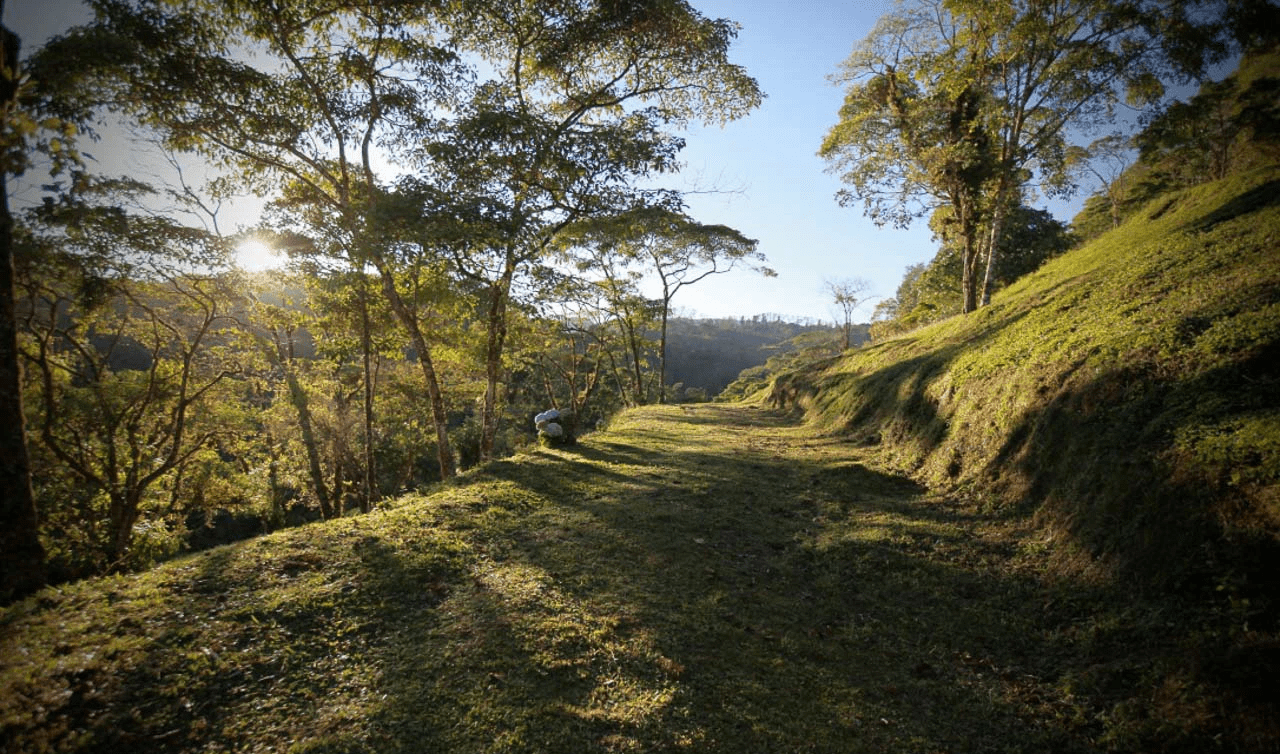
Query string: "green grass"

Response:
xmin=771 ymin=166 xmax=1280 ymax=589
xmin=4 ymin=404 xmax=1276 ymax=752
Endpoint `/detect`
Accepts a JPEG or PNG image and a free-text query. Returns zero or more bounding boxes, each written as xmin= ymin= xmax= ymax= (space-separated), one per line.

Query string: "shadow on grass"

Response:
xmin=8 ymin=403 xmax=1274 ymax=753
xmin=1189 ymin=178 xmax=1280 ymax=232
xmin=361 ymin=408 xmax=1100 ymax=753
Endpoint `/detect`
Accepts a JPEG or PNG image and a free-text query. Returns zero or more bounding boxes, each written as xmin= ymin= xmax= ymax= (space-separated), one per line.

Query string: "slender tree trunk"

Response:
xmin=621 ymin=316 xmax=646 ymax=405
xmin=267 ymin=440 xmax=284 ymax=527
xmin=479 ymin=257 xmax=515 ymax=464
xmin=979 ymin=198 xmax=1009 ymax=308
xmin=957 ymin=196 xmax=979 ymax=315
xmin=285 ymin=362 xmax=334 ymax=519
xmin=371 ymin=263 xmax=455 ymax=479
xmin=106 ymin=490 xmax=141 ymax=568
xmin=359 ymin=281 xmax=375 ymax=512
xmin=657 ymin=304 xmax=669 ymax=404
xmin=0 ymin=24 xmax=47 ymax=603
xmin=268 ymin=330 xmax=334 ymax=518
xmin=332 ymin=451 xmax=344 ymax=518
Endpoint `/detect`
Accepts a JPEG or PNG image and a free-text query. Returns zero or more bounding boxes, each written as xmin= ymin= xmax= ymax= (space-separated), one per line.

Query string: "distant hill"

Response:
xmin=662 ymin=317 xmax=858 ymax=398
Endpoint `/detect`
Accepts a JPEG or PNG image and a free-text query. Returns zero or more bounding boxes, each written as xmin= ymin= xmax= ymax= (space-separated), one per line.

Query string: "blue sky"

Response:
xmin=671 ymin=0 xmax=938 ymax=322
xmin=5 ymin=0 xmax=1089 ymax=324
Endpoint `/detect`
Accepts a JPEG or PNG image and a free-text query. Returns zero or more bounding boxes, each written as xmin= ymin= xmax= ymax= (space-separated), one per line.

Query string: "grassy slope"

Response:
xmin=0 ymin=406 xmax=1053 ymax=754
xmin=772 ymin=166 xmax=1280 ymax=591
xmin=4 ymin=403 xmax=1278 ymax=753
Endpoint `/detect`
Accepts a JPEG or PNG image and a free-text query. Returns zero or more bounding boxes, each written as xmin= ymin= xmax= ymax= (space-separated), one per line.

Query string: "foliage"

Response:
xmin=560 ymin=207 xmax=770 ymax=403
xmin=14 ymin=180 xmax=245 ymax=572
xmin=871 ymin=205 xmax=1072 ymax=338
xmin=1072 ymin=46 xmax=1280 ymax=237
xmin=821 ymin=0 xmax=1234 ymax=313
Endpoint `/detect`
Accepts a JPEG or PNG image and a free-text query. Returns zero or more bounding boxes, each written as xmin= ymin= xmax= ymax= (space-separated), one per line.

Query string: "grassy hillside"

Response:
xmin=4 ymin=401 xmax=1278 ymax=751
xmin=770 ymin=166 xmax=1280 ymax=592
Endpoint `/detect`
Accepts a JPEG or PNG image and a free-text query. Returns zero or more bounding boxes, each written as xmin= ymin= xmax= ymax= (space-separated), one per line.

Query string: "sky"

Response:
xmin=4 ymin=0 xmax=1091 ymax=324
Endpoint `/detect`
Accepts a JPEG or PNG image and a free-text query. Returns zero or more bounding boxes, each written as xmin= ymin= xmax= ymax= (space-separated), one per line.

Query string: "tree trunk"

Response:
xmin=372 ymin=263 xmax=455 ymax=479
xmin=332 ymin=450 xmax=344 ymax=518
xmin=979 ymin=199 xmax=1008 ymax=308
xmin=657 ymin=303 xmax=669 ymax=404
xmin=285 ymin=362 xmax=334 ymax=519
xmin=0 ymin=24 xmax=47 ymax=603
xmin=106 ymin=490 xmax=141 ymax=569
xmin=957 ymin=196 xmax=979 ymax=315
xmin=268 ymin=330 xmax=334 ymax=519
xmin=359 ymin=282 xmax=375 ymax=512
xmin=479 ymin=259 xmax=514 ymax=464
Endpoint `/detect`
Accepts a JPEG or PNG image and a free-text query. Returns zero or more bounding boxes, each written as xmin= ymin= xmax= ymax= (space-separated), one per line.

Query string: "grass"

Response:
xmin=770 ymin=166 xmax=1280 ymax=590
xmin=4 ymin=403 xmax=1275 ymax=752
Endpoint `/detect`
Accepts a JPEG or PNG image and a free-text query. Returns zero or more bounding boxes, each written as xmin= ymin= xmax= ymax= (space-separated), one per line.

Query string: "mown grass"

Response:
xmin=9 ymin=403 xmax=1270 ymax=752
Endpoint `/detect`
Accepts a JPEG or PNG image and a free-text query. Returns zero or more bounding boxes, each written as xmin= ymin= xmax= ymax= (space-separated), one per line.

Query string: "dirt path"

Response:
xmin=441 ymin=403 xmax=1092 ymax=753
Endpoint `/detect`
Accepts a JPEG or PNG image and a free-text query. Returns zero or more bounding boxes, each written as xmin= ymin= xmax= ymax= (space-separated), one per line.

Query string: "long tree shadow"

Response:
xmin=16 ymin=401 xmax=1267 ymax=753
xmin=357 ymin=407 xmax=1103 ymax=752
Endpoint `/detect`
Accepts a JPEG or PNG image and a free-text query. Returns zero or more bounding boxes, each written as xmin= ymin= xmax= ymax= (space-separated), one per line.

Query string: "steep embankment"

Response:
xmin=771 ymin=166 xmax=1280 ymax=589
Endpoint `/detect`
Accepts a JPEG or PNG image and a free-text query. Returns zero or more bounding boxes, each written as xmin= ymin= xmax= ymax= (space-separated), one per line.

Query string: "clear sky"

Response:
xmin=4 ymin=0 xmax=1086 ymax=325
xmin=671 ymin=0 xmax=939 ymax=322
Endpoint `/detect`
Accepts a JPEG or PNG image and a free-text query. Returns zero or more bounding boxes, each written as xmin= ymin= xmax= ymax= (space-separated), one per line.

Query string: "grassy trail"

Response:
xmin=1 ymin=405 xmax=1177 ymax=752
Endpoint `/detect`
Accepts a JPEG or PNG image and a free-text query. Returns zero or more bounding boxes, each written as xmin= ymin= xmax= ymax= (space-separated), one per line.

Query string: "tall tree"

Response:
xmin=825 ymin=277 xmax=871 ymax=350
xmin=413 ymin=0 xmax=762 ymax=457
xmin=1066 ymin=133 xmax=1137 ymax=232
xmin=819 ymin=3 xmax=997 ymax=313
xmin=823 ymin=0 xmax=1231 ymax=313
xmin=0 ymin=14 xmax=46 ymax=601
xmin=61 ymin=0 xmax=466 ymax=478
xmin=564 ymin=208 xmax=767 ymax=403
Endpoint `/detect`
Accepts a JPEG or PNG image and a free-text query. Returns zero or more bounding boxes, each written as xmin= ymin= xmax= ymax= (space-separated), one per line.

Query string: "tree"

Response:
xmin=1136 ymin=78 xmax=1247 ymax=187
xmin=0 ymin=16 xmax=46 ymax=601
xmin=819 ymin=3 xmax=997 ymax=314
xmin=565 ymin=208 xmax=767 ymax=403
xmin=408 ymin=0 xmax=763 ymax=454
xmin=1066 ymin=133 xmax=1137 ymax=232
xmin=565 ymin=235 xmax=660 ymax=406
xmin=823 ymin=0 xmax=1228 ymax=312
xmin=60 ymin=0 xmax=466 ymax=479
xmin=15 ymin=184 xmax=242 ymax=567
xmin=824 ymin=277 xmax=871 ymax=350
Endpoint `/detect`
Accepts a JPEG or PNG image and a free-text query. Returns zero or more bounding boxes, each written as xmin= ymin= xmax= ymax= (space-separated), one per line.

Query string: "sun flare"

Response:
xmin=235 ymin=239 xmax=281 ymax=271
